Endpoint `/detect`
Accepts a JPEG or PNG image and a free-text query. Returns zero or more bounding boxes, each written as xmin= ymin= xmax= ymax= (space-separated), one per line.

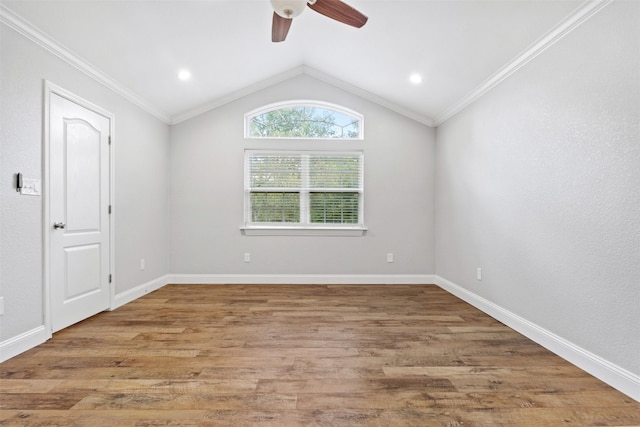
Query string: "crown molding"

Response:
xmin=171 ymin=65 xmax=436 ymax=127
xmin=301 ymin=66 xmax=436 ymax=127
xmin=2 ymin=0 xmax=612 ymax=129
xmin=0 ymin=5 xmax=172 ymax=124
xmin=434 ymin=0 xmax=614 ymax=126
xmin=169 ymin=65 xmax=307 ymax=125
xmin=1 ymin=2 xmax=432 ymax=128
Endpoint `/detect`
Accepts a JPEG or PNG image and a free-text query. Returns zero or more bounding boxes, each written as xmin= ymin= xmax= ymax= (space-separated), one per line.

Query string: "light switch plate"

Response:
xmin=20 ymin=178 xmax=41 ymax=196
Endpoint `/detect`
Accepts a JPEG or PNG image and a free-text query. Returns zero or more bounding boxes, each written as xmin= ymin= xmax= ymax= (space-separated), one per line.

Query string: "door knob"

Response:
xmin=53 ymin=222 xmax=66 ymax=230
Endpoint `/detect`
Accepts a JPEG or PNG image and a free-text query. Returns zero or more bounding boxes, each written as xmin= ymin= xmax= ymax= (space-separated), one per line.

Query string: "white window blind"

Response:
xmin=245 ymin=151 xmax=364 ymax=228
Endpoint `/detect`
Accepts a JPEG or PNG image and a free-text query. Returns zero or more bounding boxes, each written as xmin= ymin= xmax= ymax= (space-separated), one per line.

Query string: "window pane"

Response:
xmin=310 ymin=192 xmax=359 ymax=224
xmin=309 ymin=156 xmax=362 ymax=189
xmin=249 ymin=106 xmax=361 ymax=139
xmin=251 ymin=192 xmax=300 ymax=223
xmin=249 ymin=155 xmax=301 ymax=188
xmin=245 ymin=150 xmax=364 ymax=227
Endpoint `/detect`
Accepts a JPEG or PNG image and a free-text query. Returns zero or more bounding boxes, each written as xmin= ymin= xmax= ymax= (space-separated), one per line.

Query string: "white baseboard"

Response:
xmin=7 ymin=273 xmax=636 ymax=402
xmin=0 ymin=274 xmax=432 ymax=361
xmin=0 ymin=326 xmax=48 ymax=363
xmin=168 ymin=274 xmax=436 ymax=285
xmin=435 ymin=275 xmax=640 ymax=402
xmin=112 ymin=274 xmax=170 ymax=310
xmin=0 ymin=275 xmax=171 ymax=362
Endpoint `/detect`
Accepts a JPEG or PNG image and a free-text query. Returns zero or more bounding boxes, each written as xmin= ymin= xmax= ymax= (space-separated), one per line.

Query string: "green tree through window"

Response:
xmin=243 ymin=101 xmax=365 ymax=232
xmin=247 ymin=103 xmax=362 ymax=139
xmin=245 ymin=152 xmax=363 ymax=227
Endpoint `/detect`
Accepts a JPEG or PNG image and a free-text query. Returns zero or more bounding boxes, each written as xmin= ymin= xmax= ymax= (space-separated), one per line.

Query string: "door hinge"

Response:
xmin=108 ymin=136 xmax=112 ymax=145
xmin=109 ymin=274 xmax=112 ymax=283
xmin=108 ymin=205 xmax=112 ymax=214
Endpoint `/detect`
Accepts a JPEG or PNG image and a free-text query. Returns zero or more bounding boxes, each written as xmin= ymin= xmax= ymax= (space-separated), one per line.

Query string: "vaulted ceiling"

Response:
xmin=2 ymin=0 xmax=600 ymax=126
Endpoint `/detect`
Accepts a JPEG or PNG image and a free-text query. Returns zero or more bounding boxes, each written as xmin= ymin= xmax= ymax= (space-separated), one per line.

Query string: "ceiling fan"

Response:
xmin=271 ymin=0 xmax=368 ymax=42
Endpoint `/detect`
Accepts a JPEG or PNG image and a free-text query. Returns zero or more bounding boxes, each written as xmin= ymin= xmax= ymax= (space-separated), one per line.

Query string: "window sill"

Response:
xmin=240 ymin=226 xmax=367 ymax=237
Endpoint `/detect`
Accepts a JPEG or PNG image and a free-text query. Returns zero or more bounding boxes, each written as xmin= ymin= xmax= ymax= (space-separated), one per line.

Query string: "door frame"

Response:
xmin=43 ymin=81 xmax=115 ymax=339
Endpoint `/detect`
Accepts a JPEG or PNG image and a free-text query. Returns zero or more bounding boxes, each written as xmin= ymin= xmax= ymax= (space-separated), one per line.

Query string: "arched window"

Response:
xmin=242 ymin=101 xmax=366 ymax=235
xmin=245 ymin=100 xmax=363 ymax=139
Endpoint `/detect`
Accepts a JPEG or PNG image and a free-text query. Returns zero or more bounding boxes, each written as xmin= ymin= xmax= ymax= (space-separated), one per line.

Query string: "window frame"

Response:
xmin=244 ymin=100 xmax=365 ymax=141
xmin=242 ymin=150 xmax=366 ymax=236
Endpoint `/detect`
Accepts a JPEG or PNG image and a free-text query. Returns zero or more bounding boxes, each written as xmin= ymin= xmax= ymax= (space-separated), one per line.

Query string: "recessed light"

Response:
xmin=409 ymin=73 xmax=423 ymax=84
xmin=178 ymin=69 xmax=192 ymax=81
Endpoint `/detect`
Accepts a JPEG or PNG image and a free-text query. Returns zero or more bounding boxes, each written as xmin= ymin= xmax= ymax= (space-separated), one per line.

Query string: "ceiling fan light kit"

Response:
xmin=271 ymin=0 xmax=307 ymax=19
xmin=270 ymin=0 xmax=368 ymax=43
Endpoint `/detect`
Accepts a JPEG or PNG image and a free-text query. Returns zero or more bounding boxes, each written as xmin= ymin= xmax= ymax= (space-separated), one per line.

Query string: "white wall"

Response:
xmin=0 ymin=25 xmax=171 ymax=345
xmin=435 ymin=0 xmax=639 ymax=379
xmin=2 ymin=0 xmax=636 ymax=401
xmin=170 ymin=74 xmax=436 ymax=277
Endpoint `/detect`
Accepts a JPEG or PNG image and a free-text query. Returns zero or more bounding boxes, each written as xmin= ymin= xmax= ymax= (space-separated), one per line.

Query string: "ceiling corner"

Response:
xmin=433 ymin=0 xmax=614 ymax=127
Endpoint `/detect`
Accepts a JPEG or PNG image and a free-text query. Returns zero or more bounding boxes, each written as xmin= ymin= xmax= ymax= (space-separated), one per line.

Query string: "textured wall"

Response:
xmin=170 ymin=74 xmax=436 ymax=275
xmin=435 ymin=1 xmax=640 ymax=375
xmin=0 ymin=25 xmax=171 ymax=342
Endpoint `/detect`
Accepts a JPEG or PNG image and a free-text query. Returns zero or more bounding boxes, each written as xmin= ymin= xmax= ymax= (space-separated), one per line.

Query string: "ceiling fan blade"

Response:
xmin=272 ymin=12 xmax=293 ymax=42
xmin=308 ymin=0 xmax=368 ymax=28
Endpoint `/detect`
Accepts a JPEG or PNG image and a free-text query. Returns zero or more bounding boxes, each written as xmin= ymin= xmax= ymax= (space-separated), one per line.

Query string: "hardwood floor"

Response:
xmin=1 ymin=284 xmax=638 ymax=426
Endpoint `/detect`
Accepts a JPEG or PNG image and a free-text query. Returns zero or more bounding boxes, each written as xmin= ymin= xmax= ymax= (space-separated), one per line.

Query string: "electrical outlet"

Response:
xmin=477 ymin=267 xmax=482 ymax=281
xmin=244 ymin=253 xmax=251 ymax=263
xmin=387 ymin=253 xmax=394 ymax=263
xmin=140 ymin=259 xmax=145 ymax=270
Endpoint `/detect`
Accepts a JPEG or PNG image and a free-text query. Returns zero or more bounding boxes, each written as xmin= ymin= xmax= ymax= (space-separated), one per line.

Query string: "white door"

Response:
xmin=49 ymin=92 xmax=111 ymax=332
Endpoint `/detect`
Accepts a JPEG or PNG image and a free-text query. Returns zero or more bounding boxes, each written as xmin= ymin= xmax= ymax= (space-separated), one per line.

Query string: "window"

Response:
xmin=243 ymin=151 xmax=365 ymax=235
xmin=245 ymin=101 xmax=363 ymax=140
xmin=243 ymin=100 xmax=365 ymax=236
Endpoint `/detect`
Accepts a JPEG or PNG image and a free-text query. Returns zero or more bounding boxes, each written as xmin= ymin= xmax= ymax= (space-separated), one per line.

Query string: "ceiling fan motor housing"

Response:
xmin=271 ymin=0 xmax=307 ymax=19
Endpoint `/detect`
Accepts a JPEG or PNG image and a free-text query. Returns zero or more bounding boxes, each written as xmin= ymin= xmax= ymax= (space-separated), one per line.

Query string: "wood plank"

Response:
xmin=0 ymin=284 xmax=637 ymax=426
